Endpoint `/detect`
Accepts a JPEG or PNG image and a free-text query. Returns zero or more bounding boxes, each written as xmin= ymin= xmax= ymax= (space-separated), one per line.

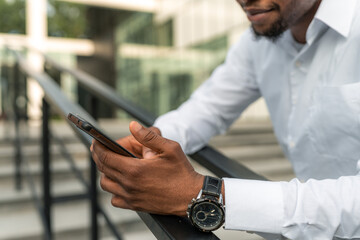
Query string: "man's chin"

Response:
xmin=250 ymin=20 xmax=288 ymax=42
xmin=251 ymin=27 xmax=282 ymax=42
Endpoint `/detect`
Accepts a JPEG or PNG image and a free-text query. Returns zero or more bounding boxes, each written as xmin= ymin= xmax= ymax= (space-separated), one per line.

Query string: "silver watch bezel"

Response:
xmin=187 ymin=189 xmax=225 ymax=232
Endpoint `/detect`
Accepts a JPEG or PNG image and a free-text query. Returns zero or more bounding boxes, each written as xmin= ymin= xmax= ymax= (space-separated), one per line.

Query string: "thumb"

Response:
xmin=129 ymin=121 xmax=169 ymax=153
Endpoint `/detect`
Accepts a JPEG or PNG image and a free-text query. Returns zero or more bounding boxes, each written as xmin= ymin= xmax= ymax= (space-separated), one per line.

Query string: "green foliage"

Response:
xmin=47 ymin=0 xmax=88 ymax=38
xmin=0 ymin=0 xmax=26 ymax=34
xmin=0 ymin=0 xmax=88 ymax=38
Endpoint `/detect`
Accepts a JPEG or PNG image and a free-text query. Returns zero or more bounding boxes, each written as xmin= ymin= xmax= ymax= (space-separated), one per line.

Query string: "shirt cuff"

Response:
xmin=223 ymin=178 xmax=284 ymax=234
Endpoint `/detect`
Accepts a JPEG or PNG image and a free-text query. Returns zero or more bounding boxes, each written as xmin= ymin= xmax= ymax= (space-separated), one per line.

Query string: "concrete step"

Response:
xmin=0 ymin=142 xmax=88 ymax=166
xmin=0 ymin=193 xmax=149 ymax=240
xmin=0 ymin=167 xmax=89 ymax=207
xmin=226 ymin=120 xmax=274 ymax=134
xmin=214 ymin=145 xmax=294 ymax=181
xmin=210 ymin=132 xmax=278 ymax=147
xmin=241 ymin=157 xmax=294 ymax=181
xmin=240 ymin=157 xmax=292 ymax=174
xmin=0 ymin=155 xmax=90 ymax=185
xmin=216 ymin=144 xmax=284 ymax=161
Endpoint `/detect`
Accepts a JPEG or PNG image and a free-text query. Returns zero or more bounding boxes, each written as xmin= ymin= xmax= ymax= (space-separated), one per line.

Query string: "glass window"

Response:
xmin=115 ymin=2 xmax=240 ymax=117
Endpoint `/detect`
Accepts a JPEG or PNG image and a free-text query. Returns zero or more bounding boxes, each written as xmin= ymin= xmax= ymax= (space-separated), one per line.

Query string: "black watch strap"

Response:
xmin=202 ymin=176 xmax=222 ymax=197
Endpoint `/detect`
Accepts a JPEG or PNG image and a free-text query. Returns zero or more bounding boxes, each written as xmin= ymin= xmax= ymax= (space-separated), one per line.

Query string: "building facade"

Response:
xmin=0 ymin=0 xmax=269 ymax=121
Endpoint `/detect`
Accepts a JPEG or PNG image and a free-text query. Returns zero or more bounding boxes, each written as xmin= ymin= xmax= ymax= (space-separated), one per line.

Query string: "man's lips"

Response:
xmin=244 ymin=7 xmax=275 ymax=23
xmin=246 ymin=7 xmax=274 ymax=15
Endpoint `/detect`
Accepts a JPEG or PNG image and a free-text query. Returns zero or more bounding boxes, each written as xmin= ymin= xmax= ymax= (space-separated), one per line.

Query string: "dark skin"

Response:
xmin=91 ymin=0 xmax=322 ymax=217
xmin=91 ymin=121 xmax=205 ymax=216
xmin=237 ymin=0 xmax=322 ymax=43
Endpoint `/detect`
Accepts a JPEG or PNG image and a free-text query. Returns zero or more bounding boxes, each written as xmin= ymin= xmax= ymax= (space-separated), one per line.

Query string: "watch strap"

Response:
xmin=202 ymin=176 xmax=222 ymax=197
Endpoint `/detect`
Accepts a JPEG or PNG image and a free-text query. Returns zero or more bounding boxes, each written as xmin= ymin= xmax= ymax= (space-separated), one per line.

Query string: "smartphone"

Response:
xmin=67 ymin=113 xmax=137 ymax=158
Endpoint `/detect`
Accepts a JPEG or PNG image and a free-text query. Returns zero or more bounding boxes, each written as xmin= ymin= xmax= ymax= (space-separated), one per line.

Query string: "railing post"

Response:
xmin=13 ymin=62 xmax=22 ymax=190
xmin=42 ymin=98 xmax=52 ymax=239
xmin=90 ymin=96 xmax=99 ymax=240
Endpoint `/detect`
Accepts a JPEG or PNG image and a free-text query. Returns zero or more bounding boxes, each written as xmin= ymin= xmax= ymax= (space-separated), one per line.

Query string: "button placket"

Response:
xmin=290 ymin=68 xmax=298 ymax=105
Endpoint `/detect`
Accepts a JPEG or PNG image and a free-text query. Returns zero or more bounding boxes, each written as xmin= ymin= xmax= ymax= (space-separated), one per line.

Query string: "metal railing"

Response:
xmin=3 ymin=48 xmax=267 ymax=240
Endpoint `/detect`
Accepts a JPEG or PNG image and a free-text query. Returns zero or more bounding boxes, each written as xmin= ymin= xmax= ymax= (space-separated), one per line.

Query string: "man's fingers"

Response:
xmin=92 ymin=151 xmax=120 ymax=181
xmin=111 ymin=195 xmax=131 ymax=209
xmin=91 ymin=140 xmax=137 ymax=176
xmin=100 ymin=175 xmax=144 ymax=211
xmin=100 ymin=174 xmax=126 ymax=196
xmin=100 ymin=174 xmax=118 ymax=193
xmin=129 ymin=121 xmax=174 ymax=154
xmin=100 ymin=175 xmax=131 ymax=210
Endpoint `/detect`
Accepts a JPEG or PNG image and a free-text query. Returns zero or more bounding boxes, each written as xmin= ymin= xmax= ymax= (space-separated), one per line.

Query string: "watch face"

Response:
xmin=190 ymin=200 xmax=224 ymax=232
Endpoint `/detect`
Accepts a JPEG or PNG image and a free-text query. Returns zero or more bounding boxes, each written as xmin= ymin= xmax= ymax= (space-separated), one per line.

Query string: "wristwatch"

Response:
xmin=187 ymin=176 xmax=225 ymax=232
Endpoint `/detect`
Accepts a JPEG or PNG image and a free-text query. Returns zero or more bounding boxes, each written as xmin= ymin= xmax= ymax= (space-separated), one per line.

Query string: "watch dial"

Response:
xmin=191 ymin=201 xmax=224 ymax=231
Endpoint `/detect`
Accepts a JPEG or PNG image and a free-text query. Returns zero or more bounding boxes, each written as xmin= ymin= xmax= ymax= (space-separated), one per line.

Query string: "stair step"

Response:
xmin=227 ymin=121 xmax=274 ymax=134
xmin=0 ymin=155 xmax=90 ymax=184
xmin=0 ymin=175 xmax=89 ymax=207
xmin=210 ymin=132 xmax=278 ymax=147
xmin=0 ymin=194 xmax=143 ymax=240
xmin=0 ymin=141 xmax=89 ymax=166
xmin=216 ymin=144 xmax=284 ymax=160
xmin=241 ymin=157 xmax=292 ymax=173
xmin=247 ymin=163 xmax=294 ymax=181
xmin=216 ymin=145 xmax=294 ymax=180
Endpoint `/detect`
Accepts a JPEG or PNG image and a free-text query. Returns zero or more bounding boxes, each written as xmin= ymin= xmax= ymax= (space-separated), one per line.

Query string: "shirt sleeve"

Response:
xmin=154 ymin=30 xmax=261 ymax=154
xmin=223 ymin=160 xmax=360 ymax=240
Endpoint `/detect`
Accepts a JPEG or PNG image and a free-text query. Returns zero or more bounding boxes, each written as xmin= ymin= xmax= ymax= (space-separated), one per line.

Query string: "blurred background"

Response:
xmin=0 ymin=1 xmax=292 ymax=239
xmin=0 ymin=0 xmax=269 ymax=122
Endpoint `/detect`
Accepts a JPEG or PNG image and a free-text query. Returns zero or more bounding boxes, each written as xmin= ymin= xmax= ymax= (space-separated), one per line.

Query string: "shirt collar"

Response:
xmin=274 ymin=0 xmax=356 ymax=53
xmin=313 ymin=0 xmax=357 ymax=38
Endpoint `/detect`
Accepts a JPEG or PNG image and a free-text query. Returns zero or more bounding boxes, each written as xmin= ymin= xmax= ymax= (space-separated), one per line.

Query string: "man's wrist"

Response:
xmin=182 ymin=174 xmax=204 ymax=216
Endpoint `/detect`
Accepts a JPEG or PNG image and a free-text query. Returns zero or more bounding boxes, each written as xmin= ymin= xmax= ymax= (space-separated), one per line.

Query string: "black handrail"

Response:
xmin=10 ymin=50 xmax=224 ymax=239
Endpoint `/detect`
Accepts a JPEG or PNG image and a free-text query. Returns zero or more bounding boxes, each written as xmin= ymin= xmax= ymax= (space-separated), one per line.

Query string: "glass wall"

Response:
xmin=115 ymin=0 xmax=247 ymax=117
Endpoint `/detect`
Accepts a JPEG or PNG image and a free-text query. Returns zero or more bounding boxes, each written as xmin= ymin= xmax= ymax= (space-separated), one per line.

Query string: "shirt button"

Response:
xmin=295 ymin=60 xmax=302 ymax=68
xmin=289 ymin=141 xmax=295 ymax=148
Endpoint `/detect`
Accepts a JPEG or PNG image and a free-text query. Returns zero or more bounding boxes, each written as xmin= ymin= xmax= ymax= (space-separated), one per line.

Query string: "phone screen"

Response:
xmin=67 ymin=113 xmax=137 ymax=158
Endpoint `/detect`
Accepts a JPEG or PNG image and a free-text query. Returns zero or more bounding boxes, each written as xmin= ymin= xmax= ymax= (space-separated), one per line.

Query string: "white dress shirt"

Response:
xmin=154 ymin=0 xmax=360 ymax=239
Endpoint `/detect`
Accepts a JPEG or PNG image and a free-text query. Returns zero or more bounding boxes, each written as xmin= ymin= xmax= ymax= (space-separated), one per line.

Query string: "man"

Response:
xmin=91 ymin=0 xmax=360 ymax=239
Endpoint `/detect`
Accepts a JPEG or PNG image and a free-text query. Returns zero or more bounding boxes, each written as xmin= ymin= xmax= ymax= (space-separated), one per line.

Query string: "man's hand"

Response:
xmin=90 ymin=121 xmax=204 ymax=216
xmin=113 ymin=124 xmax=161 ymax=159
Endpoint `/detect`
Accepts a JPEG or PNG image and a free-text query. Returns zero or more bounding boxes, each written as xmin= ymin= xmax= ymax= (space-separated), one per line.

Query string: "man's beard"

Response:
xmin=251 ymin=15 xmax=288 ymax=42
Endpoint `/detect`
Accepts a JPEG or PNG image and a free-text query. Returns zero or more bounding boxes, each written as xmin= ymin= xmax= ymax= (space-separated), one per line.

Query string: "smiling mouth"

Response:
xmin=243 ymin=6 xmax=276 ymax=24
xmin=245 ymin=7 xmax=275 ymax=16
